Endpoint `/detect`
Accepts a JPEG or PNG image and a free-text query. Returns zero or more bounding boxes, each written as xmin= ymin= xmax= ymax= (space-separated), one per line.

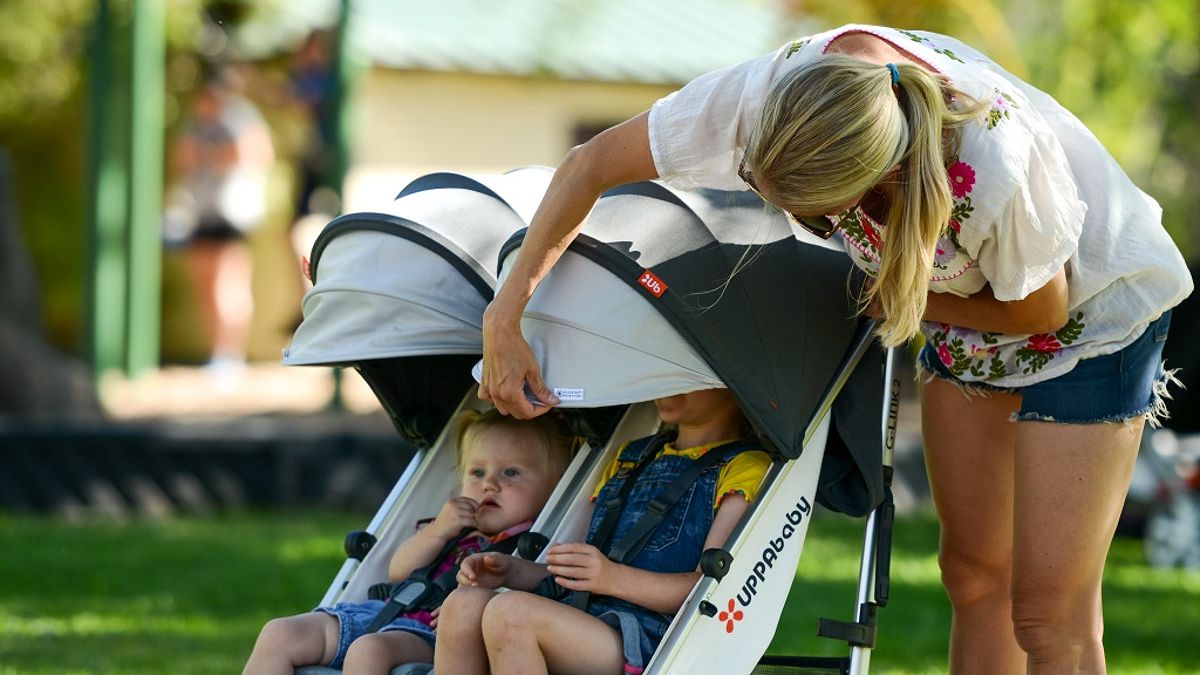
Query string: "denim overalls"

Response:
xmin=582 ymin=438 xmax=727 ymax=673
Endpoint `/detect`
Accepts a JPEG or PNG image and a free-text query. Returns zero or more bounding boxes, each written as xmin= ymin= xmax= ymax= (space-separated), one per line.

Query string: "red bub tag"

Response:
xmin=302 ymin=256 xmax=313 ymax=282
xmin=638 ymin=269 xmax=668 ymax=298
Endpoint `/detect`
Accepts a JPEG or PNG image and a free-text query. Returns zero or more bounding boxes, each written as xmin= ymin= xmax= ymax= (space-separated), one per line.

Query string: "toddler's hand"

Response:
xmin=429 ymin=496 xmax=480 ymax=541
xmin=457 ymin=551 xmax=510 ymax=589
xmin=545 ymin=543 xmax=616 ymax=596
xmin=429 ymin=607 xmax=440 ymax=629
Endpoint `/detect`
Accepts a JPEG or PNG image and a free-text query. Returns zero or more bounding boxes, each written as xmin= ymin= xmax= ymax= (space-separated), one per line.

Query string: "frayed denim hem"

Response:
xmin=1009 ymin=364 xmax=1183 ymax=428
xmin=916 ymin=361 xmax=1016 ymax=399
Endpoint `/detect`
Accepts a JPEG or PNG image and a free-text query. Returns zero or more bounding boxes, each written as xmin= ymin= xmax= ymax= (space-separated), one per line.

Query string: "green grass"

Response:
xmin=772 ymin=512 xmax=1200 ymax=674
xmin=0 ymin=510 xmax=1197 ymax=674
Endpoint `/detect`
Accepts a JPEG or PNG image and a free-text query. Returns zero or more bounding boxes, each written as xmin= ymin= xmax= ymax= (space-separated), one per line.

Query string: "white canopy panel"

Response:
xmin=489 ymin=248 xmax=726 ymax=407
xmin=284 ymin=232 xmax=487 ymax=365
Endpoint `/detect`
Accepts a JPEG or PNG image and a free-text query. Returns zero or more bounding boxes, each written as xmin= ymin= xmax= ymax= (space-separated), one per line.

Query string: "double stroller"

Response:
xmin=283 ymin=167 xmax=901 ymax=674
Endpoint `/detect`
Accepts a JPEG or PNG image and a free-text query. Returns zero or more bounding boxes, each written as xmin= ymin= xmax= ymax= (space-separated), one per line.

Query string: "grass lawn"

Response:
xmin=0 ymin=510 xmax=1197 ymax=674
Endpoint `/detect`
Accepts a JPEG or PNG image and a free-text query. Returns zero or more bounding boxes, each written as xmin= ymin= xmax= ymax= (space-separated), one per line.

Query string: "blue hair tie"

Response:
xmin=886 ymin=63 xmax=900 ymax=85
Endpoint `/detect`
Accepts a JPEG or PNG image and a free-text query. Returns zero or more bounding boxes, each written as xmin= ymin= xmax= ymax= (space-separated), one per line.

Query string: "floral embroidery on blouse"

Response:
xmin=835 ymin=209 xmax=880 ymax=270
xmin=1013 ymin=312 xmax=1086 ymax=374
xmin=985 ymin=89 xmax=1019 ymax=129
xmin=785 ymin=40 xmax=809 ymax=58
xmin=897 ymin=29 xmax=965 ymax=63
xmin=926 ymin=312 xmax=1089 ymax=380
xmin=839 ymin=159 xmax=980 ymax=276
xmin=947 ymin=160 xmax=976 ymax=243
xmin=927 ymin=323 xmax=1009 ymax=379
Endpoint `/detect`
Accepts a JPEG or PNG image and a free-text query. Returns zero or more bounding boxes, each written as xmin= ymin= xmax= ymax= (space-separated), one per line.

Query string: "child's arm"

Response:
xmin=457 ymin=551 xmax=552 ymax=592
xmin=545 ymin=494 xmax=751 ymax=615
xmin=387 ymin=496 xmax=480 ymax=581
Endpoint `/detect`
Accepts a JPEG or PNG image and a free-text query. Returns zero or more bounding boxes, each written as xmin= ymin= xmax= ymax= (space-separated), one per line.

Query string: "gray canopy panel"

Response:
xmin=283 ymin=167 xmax=552 ymax=446
xmin=499 ymin=182 xmax=885 ymax=515
xmin=284 ymin=167 xmax=553 ymax=366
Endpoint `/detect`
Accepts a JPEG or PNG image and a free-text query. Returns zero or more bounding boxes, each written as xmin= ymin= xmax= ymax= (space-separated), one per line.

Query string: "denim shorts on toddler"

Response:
xmin=315 ymin=599 xmax=437 ymax=669
xmin=918 ymin=311 xmax=1175 ymax=425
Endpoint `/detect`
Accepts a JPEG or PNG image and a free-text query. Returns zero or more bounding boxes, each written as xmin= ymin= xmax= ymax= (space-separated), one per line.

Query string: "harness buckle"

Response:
xmin=388 ymin=579 xmax=437 ymax=608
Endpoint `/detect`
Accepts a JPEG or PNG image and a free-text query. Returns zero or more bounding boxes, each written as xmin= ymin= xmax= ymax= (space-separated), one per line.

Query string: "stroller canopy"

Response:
xmin=284 ymin=167 xmax=552 ymax=446
xmin=500 ymin=182 xmax=885 ymax=515
xmin=284 ymin=167 xmax=553 ymax=366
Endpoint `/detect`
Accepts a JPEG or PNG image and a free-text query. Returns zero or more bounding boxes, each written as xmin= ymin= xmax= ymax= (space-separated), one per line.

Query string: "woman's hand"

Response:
xmin=428 ymin=496 xmax=479 ymax=542
xmin=457 ymin=551 xmax=512 ymax=589
xmin=478 ymin=303 xmax=558 ymax=419
xmin=545 ymin=543 xmax=620 ymax=596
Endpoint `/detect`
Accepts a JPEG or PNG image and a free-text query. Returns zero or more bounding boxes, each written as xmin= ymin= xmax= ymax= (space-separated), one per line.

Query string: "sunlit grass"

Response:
xmin=768 ymin=510 xmax=1200 ymax=675
xmin=0 ymin=510 xmax=1196 ymax=673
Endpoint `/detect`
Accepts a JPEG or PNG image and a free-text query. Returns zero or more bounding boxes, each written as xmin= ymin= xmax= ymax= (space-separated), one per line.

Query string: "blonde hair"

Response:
xmin=450 ymin=409 xmax=578 ymax=480
xmin=745 ymin=55 xmax=984 ymax=346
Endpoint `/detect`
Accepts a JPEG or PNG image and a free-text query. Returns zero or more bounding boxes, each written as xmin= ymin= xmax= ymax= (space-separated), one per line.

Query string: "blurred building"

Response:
xmin=239 ymin=0 xmax=813 ymax=212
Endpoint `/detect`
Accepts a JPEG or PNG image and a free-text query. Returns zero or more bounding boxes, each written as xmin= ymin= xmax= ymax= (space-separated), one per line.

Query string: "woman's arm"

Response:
xmin=546 ymin=495 xmax=751 ymax=615
xmin=924 ymin=267 xmax=1069 ymax=334
xmin=481 ymin=112 xmax=659 ymax=418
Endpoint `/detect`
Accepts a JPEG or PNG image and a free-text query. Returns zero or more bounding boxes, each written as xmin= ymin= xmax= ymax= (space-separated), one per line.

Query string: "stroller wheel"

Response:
xmin=1144 ymin=493 xmax=1200 ymax=569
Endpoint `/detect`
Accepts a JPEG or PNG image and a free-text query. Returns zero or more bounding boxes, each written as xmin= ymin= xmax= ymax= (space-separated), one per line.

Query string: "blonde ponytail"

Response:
xmin=746 ymin=55 xmax=984 ymax=347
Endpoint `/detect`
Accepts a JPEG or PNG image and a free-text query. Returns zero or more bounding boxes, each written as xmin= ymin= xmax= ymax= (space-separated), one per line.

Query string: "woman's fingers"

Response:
xmin=481 ymin=315 xmax=558 ymax=418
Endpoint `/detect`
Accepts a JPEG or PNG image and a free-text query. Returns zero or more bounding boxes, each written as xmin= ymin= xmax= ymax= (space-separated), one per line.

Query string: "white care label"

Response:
xmin=553 ymin=388 xmax=585 ymax=402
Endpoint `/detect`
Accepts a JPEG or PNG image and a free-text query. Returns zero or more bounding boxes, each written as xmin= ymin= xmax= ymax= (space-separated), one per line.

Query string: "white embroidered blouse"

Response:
xmin=647 ymin=24 xmax=1192 ymax=386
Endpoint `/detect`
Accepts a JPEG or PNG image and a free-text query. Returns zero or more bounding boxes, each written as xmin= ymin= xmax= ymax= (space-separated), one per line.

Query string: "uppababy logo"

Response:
xmin=734 ymin=498 xmax=811 ymax=609
xmin=717 ymin=599 xmax=744 ymax=633
xmin=637 ymin=269 xmax=668 ymax=298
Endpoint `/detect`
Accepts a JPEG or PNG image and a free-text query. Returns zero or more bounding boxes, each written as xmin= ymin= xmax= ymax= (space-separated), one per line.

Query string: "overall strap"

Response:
xmin=607 ymin=439 xmax=759 ymax=565
xmin=364 ymin=527 xmax=477 ymax=634
xmin=560 ymin=438 xmax=758 ymax=613
xmin=586 ymin=433 xmax=672 ymax=556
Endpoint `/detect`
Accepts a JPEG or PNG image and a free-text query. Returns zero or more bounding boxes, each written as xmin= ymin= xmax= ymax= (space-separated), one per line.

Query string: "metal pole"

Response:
xmin=126 ymin=0 xmax=165 ymax=376
xmin=848 ymin=346 xmax=899 ymax=674
xmin=86 ymin=0 xmax=130 ymax=378
xmin=328 ymin=0 xmax=354 ymax=409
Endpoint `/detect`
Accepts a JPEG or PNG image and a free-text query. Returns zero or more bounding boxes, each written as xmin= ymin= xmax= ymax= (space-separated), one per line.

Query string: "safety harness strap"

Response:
xmin=586 ymin=433 xmax=671 ymax=556
xmin=364 ymin=529 xmax=521 ymax=633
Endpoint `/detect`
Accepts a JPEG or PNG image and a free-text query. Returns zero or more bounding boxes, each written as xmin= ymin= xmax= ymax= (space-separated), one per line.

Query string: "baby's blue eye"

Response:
xmin=469 ymin=468 xmax=485 ymax=478
xmin=503 ymin=467 xmax=520 ymax=477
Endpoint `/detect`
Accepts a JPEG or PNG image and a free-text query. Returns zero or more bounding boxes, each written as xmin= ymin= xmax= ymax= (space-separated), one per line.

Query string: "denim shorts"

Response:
xmin=315 ymin=600 xmax=436 ymax=669
xmin=918 ymin=311 xmax=1175 ymax=425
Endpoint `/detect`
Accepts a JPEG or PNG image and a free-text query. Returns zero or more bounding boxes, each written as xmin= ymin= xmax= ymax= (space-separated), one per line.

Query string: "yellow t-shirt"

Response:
xmin=590 ymin=439 xmax=772 ymax=510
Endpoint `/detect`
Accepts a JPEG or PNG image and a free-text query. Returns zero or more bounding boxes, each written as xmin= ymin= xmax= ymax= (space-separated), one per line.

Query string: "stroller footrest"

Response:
xmin=817 ymin=603 xmax=877 ymax=647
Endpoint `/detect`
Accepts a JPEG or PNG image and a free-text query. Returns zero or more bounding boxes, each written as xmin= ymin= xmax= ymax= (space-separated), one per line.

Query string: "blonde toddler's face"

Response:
xmin=459 ymin=426 xmax=557 ymax=535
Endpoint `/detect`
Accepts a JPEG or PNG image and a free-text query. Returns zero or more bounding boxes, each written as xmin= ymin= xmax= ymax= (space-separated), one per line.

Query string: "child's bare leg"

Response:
xmin=342 ymin=631 xmax=433 ymax=675
xmin=433 ymin=587 xmax=497 ymax=675
xmin=482 ymin=591 xmax=625 ymax=675
xmin=242 ymin=612 xmax=339 ymax=675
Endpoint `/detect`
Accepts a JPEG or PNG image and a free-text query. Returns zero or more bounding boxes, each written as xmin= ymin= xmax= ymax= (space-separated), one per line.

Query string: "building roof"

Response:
xmin=238 ymin=0 xmax=814 ymax=85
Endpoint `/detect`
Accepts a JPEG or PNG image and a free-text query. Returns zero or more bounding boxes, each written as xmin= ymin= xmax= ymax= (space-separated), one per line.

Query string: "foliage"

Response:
xmin=0 ymin=0 xmax=290 ymax=351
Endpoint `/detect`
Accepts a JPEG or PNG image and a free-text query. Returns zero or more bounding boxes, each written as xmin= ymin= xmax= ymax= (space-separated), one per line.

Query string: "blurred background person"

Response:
xmin=162 ymin=69 xmax=275 ymax=379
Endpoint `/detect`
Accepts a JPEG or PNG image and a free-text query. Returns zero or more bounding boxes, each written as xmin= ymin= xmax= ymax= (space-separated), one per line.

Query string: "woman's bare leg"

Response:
xmin=1012 ymin=418 xmax=1142 ymax=674
xmin=482 ymin=591 xmax=625 ymax=675
xmin=433 ymin=587 xmax=496 ymax=675
xmin=922 ymin=377 xmax=1025 ymax=674
xmin=342 ymin=630 xmax=433 ymax=675
xmin=242 ymin=612 xmax=339 ymax=675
